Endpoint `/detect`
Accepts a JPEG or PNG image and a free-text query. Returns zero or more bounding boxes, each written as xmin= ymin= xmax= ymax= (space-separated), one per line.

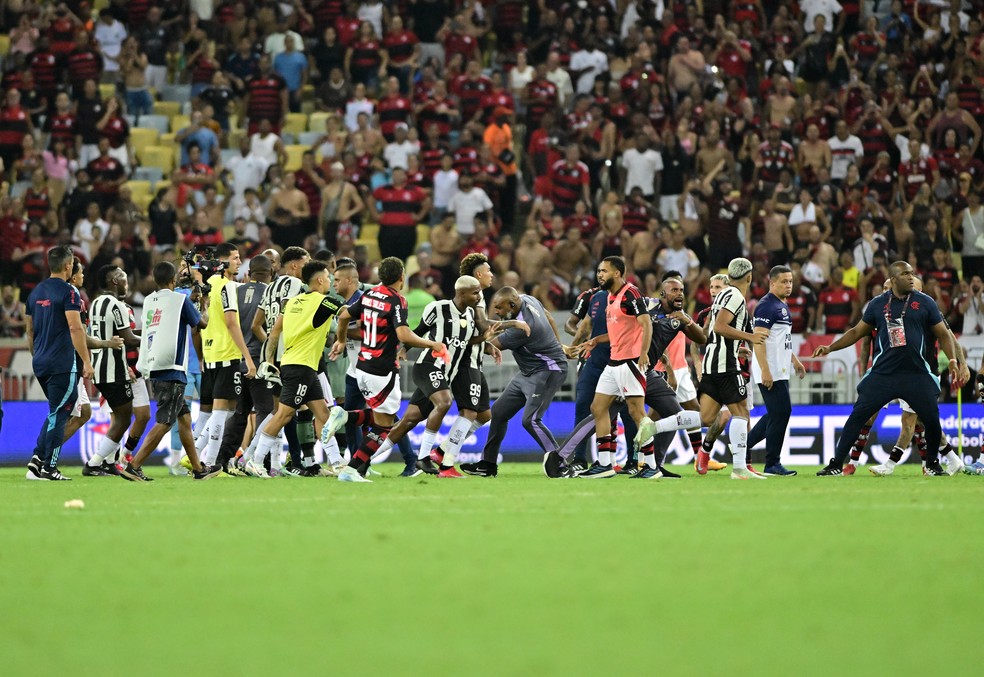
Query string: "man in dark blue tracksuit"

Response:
xmin=567 ymin=287 xmax=637 ymax=470
xmin=814 ymin=261 xmax=966 ymax=476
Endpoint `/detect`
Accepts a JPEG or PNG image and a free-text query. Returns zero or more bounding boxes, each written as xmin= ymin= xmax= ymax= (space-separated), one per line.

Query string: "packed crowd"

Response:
xmin=2 ymin=0 xmax=984 ymax=342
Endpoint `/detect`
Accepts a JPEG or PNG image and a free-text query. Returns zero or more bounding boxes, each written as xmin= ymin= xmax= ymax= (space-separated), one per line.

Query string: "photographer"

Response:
xmin=121 ymin=261 xmax=217 ymax=481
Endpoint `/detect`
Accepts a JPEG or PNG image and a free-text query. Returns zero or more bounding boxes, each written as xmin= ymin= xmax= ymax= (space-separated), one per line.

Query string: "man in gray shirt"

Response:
xmin=216 ymin=255 xmax=274 ymax=472
xmin=460 ymin=288 xmax=571 ymax=478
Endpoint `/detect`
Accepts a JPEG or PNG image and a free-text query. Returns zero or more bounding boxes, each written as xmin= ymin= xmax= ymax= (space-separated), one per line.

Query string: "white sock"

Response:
xmin=729 ymin=417 xmax=749 ymax=468
xmin=598 ymin=450 xmax=612 ymax=465
xmin=271 ymin=431 xmax=286 ymax=470
xmin=643 ymin=452 xmax=657 ymax=469
xmin=944 ymin=450 xmax=960 ymax=466
xmin=655 ymin=410 xmax=702 ymax=434
xmin=202 ymin=410 xmax=230 ymax=465
xmin=323 ymin=435 xmax=343 ymax=465
xmin=443 ymin=417 xmax=472 ymax=466
xmin=195 ymin=415 xmax=213 ymax=452
xmin=371 ymin=437 xmax=395 ymax=461
xmin=193 ymin=410 xmax=212 ymax=439
xmin=885 ymin=458 xmax=897 ymax=470
xmin=256 ymin=433 xmax=278 ymax=468
xmin=247 ymin=413 xmax=274 ymax=462
xmin=89 ymin=436 xmax=120 ymax=466
xmin=441 ymin=418 xmax=481 ymax=452
xmin=418 ymin=428 xmax=439 ymax=459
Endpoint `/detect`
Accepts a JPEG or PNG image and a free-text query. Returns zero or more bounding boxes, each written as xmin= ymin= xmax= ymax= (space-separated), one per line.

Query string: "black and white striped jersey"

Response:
xmin=89 ymin=293 xmax=129 ymax=384
xmin=703 ymin=285 xmax=752 ymax=375
xmin=414 ymin=300 xmax=478 ymax=381
xmin=465 ymin=295 xmax=486 ymax=369
xmin=258 ymin=274 xmax=306 ymax=362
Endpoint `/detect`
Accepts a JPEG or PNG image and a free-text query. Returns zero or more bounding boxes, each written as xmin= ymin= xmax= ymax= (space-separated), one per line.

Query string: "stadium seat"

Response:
xmin=139 ymin=145 xmax=175 ymax=174
xmin=283 ymin=113 xmax=308 ymax=136
xmin=158 ymin=84 xmax=191 ymax=103
xmin=280 ymin=132 xmax=296 ymax=145
xmin=298 ymin=131 xmax=324 ymax=147
xmin=0 ymin=34 xmax=10 ymax=57
xmin=308 ymin=112 xmax=330 ymax=132
xmin=355 ymin=238 xmax=381 ymax=263
xmin=131 ymin=191 xmax=154 ymax=212
xmin=153 ymin=101 xmax=181 ymax=119
xmin=171 ymin=114 xmax=191 ymax=133
xmin=359 ymin=223 xmax=379 ymax=241
xmin=220 ymin=148 xmax=238 ymax=166
xmin=227 ymin=128 xmax=245 ymax=150
xmin=126 ymin=180 xmax=153 ymax=196
xmin=416 ymin=224 xmax=430 ymax=248
xmin=284 ymin=144 xmax=306 ymax=171
xmin=99 ymin=83 xmax=117 ymax=102
xmin=133 ymin=166 xmax=164 ymax=184
xmin=129 ymin=127 xmax=160 ymax=156
xmin=138 ymin=114 xmax=171 ymax=135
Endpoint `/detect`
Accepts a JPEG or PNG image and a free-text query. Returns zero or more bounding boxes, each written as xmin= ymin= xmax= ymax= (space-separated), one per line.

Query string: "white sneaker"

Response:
xmin=945 ymin=454 xmax=965 ymax=476
xmin=731 ymin=467 xmax=767 ymax=480
xmin=321 ymin=406 xmax=347 ymax=447
xmin=338 ymin=465 xmax=372 ymax=483
xmin=168 ymin=465 xmax=189 ymax=476
xmin=366 ymin=466 xmax=382 ymax=477
xmin=869 ymin=463 xmax=894 ymax=476
xmin=634 ymin=417 xmax=656 ymax=447
xmin=245 ymin=460 xmax=272 ymax=478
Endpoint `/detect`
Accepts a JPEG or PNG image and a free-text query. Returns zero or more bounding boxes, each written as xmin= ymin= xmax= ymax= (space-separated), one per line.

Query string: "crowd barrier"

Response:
xmin=2 ymin=401 xmax=981 ymax=467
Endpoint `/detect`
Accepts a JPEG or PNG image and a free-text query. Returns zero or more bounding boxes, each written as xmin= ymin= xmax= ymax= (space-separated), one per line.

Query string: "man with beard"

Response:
xmin=558 ymin=274 xmax=706 ymax=478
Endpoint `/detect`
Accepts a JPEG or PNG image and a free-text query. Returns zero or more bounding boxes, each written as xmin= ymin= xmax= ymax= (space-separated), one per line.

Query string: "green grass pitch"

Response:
xmin=2 ymin=464 xmax=983 ymax=676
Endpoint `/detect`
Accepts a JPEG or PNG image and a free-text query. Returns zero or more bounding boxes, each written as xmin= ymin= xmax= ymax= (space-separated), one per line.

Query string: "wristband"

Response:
xmin=950 ymin=358 xmax=959 ymax=364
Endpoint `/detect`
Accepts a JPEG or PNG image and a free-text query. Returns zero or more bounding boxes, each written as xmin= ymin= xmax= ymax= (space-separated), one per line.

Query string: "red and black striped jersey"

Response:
xmin=127 ymin=0 xmax=153 ymax=28
xmin=67 ymin=48 xmax=103 ymax=84
xmin=23 ymin=188 xmax=51 ymax=221
xmin=548 ymin=160 xmax=589 ymax=211
xmin=451 ymin=74 xmax=492 ymax=121
xmin=247 ymin=74 xmax=287 ymax=122
xmin=377 ymin=94 xmax=412 ymax=139
xmin=383 ymin=29 xmax=418 ymax=64
xmin=818 ymin=287 xmax=857 ymax=333
xmin=48 ymin=17 xmax=78 ymax=55
xmin=420 ymin=141 xmax=448 ymax=177
xmin=44 ymin=112 xmax=77 ymax=147
xmin=757 ymin=140 xmax=795 ymax=184
xmin=857 ymin=119 xmax=891 ymax=169
xmin=29 ymin=51 xmax=59 ymax=90
xmin=310 ymin=0 xmax=345 ymax=27
xmin=955 ymin=76 xmax=982 ymax=113
xmin=87 ymin=156 xmax=126 ymax=194
xmin=349 ymin=39 xmax=382 ymax=70
xmin=335 ymin=16 xmax=361 ymax=47
xmin=191 ymin=54 xmax=220 ymax=85
xmin=444 ymin=32 xmax=478 ymax=62
xmin=416 ymin=97 xmax=456 ymax=140
xmin=452 ymin=145 xmax=478 ymax=176
xmin=479 ymin=90 xmax=514 ymax=123
xmin=405 ymin=169 xmax=430 ymax=191
xmin=524 ymin=79 xmax=557 ymax=128
xmin=898 ymin=156 xmax=938 ymax=201
xmin=373 ymin=184 xmax=427 ymax=228
xmin=0 ymin=106 xmax=30 ymax=148
xmin=350 ymin=284 xmax=407 ymax=374
xmin=621 ymin=202 xmax=650 ymax=236
xmin=100 ymin=115 xmax=129 ymax=149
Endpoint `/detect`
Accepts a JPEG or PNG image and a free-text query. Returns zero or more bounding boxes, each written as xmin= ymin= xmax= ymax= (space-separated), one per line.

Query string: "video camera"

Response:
xmin=178 ymin=245 xmax=228 ymax=296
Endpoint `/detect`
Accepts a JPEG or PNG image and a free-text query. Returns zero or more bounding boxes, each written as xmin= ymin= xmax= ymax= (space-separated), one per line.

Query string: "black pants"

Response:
xmin=833 ymin=372 xmax=942 ymax=465
xmin=378 ymin=225 xmax=417 ymax=262
xmin=748 ymin=380 xmax=791 ymax=467
xmin=216 ymin=373 xmax=275 ymax=467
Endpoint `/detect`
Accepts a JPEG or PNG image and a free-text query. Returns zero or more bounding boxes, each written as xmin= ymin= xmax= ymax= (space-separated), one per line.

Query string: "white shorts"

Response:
xmin=886 ymin=399 xmax=915 ymax=414
xmin=674 ymin=367 xmax=697 ymax=403
xmin=356 ymin=368 xmax=401 ymax=415
xmin=132 ymin=377 xmax=150 ymax=408
xmin=71 ymin=379 xmax=90 ymax=417
xmin=659 ymin=195 xmax=680 ymax=223
xmin=596 ymin=362 xmax=647 ymax=398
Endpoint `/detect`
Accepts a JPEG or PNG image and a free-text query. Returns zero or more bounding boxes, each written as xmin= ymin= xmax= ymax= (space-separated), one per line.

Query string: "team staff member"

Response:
xmin=215 ymin=255 xmax=274 ymax=474
xmin=121 ymin=261 xmax=218 ymax=481
xmin=251 ymin=261 xmax=346 ymax=476
xmin=198 ymin=242 xmax=255 ymax=468
xmin=748 ymin=266 xmax=806 ymax=477
xmin=815 ymin=261 xmax=966 ymax=476
xmin=25 ymin=245 xmax=93 ymax=481
xmin=564 ymin=284 xmax=637 ymax=474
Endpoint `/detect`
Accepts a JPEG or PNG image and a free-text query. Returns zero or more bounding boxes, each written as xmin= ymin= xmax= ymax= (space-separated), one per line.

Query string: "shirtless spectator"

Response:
xmin=515 ymin=228 xmax=553 ymax=291
xmin=429 ymin=211 xmax=463 ymax=283
xmin=666 ymin=37 xmax=705 ymax=105
xmin=765 ymin=77 xmax=797 ymax=132
xmin=266 ymin=172 xmax=312 ymax=249
xmin=624 ymin=216 xmax=662 ymax=280
xmin=695 ymin=120 xmax=734 ymax=181
xmin=798 ymin=124 xmax=832 ymax=187
xmin=656 ymin=227 xmax=701 ymax=288
xmin=552 ymin=227 xmax=592 ymax=285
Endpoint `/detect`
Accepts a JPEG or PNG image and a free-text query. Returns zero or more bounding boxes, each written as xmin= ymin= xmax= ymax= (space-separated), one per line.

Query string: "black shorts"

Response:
xmin=699 ymin=372 xmax=748 ymax=406
xmin=154 ymin=379 xmax=190 ymax=426
xmin=451 ymin=368 xmax=489 ymax=413
xmin=408 ymin=362 xmax=450 ymax=414
xmin=280 ymin=364 xmax=324 ymax=408
xmin=204 ymin=363 xmax=243 ymax=401
xmin=96 ymin=380 xmax=133 ymax=409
